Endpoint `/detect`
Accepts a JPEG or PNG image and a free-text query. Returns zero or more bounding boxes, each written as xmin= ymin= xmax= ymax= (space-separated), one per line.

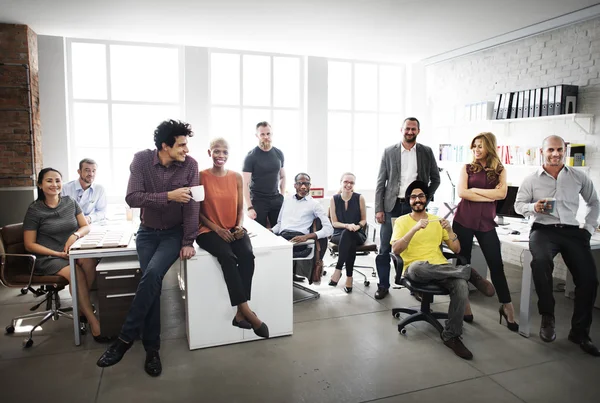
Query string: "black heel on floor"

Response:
xmin=499 ymin=305 xmax=519 ymax=332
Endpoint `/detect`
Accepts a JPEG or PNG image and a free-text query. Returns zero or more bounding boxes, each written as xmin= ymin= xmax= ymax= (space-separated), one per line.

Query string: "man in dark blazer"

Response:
xmin=374 ymin=117 xmax=440 ymax=299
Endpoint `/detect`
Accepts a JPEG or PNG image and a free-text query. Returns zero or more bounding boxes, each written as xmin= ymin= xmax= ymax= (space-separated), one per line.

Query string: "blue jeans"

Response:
xmin=375 ymin=199 xmax=411 ymax=289
xmin=119 ymin=225 xmax=183 ymax=351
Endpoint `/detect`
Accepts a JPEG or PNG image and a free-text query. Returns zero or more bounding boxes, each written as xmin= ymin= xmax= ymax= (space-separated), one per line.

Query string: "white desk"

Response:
xmin=68 ymin=222 xmax=138 ymax=346
xmin=180 ymin=219 xmax=293 ymax=349
xmin=473 ymin=220 xmax=600 ymax=338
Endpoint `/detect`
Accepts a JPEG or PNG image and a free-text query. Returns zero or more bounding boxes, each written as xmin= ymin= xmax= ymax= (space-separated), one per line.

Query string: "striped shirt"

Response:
xmin=126 ymin=149 xmax=200 ymax=247
xmin=23 ymin=196 xmax=82 ymax=256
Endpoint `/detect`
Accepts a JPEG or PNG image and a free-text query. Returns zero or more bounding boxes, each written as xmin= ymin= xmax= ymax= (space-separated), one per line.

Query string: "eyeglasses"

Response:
xmin=342 ymin=181 xmax=355 ymax=185
xmin=409 ymin=193 xmax=427 ymax=200
xmin=296 ymin=181 xmax=311 ymax=186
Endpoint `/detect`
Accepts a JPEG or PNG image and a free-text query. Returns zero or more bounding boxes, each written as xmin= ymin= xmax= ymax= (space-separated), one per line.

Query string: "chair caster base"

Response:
xmin=6 ymin=325 xmax=15 ymax=334
xmin=23 ymin=338 xmax=33 ymax=348
xmin=399 ymin=327 xmax=407 ymax=335
xmin=364 ymin=281 xmax=370 ymax=286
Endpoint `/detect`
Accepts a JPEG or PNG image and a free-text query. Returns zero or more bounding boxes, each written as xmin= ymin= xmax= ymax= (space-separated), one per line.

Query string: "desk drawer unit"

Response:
xmin=96 ymin=256 xmax=141 ymax=337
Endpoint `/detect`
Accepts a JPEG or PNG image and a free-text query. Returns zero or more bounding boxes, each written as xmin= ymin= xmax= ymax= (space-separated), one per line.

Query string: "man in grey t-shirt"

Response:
xmin=242 ymin=121 xmax=286 ymax=228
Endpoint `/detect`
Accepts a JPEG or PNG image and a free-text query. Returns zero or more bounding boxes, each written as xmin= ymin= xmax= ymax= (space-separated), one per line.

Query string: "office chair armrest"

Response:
xmin=441 ymin=249 xmax=467 ymax=266
xmin=292 ymin=239 xmax=315 ymax=247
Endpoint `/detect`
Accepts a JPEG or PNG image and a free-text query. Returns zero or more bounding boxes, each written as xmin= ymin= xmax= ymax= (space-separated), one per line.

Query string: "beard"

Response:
xmin=404 ymin=134 xmax=416 ymax=143
xmin=410 ymin=202 xmax=425 ymax=212
xmin=259 ymin=139 xmax=272 ymax=149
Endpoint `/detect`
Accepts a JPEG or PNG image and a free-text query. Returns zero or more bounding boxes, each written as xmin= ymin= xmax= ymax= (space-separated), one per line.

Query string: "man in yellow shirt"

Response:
xmin=391 ymin=181 xmax=495 ymax=360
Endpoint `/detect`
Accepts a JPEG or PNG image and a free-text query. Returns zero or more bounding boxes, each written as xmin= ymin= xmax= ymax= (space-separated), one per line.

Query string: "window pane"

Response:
xmin=210 ymin=107 xmax=241 ymax=169
xmin=328 ymin=61 xmax=351 ymax=110
xmin=273 ymin=57 xmax=300 ymax=108
xmin=243 ymin=55 xmax=271 ymax=106
xmin=272 ymin=110 xmax=303 ymax=192
xmin=379 ymin=65 xmax=403 ymax=112
xmin=112 ymin=105 xmax=181 ymax=150
xmin=72 ymin=103 xmax=109 ymax=148
xmin=327 ymin=112 xmax=352 ymax=189
xmin=211 ymin=53 xmax=240 ymax=105
xmin=110 ymin=45 xmax=179 ymax=103
xmin=71 ymin=147 xmax=111 ymax=186
xmin=378 ymin=114 xmax=402 ymax=156
xmin=353 ymin=113 xmax=378 ymax=189
xmin=354 ymin=64 xmax=377 ymax=111
xmin=112 ymin=148 xmax=137 ymax=200
xmin=71 ymin=43 xmax=107 ymax=100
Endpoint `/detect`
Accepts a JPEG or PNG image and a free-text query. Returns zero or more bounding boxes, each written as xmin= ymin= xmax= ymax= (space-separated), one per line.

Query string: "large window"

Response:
xmin=327 ymin=61 xmax=405 ymax=191
xmin=67 ymin=40 xmax=184 ymax=202
xmin=209 ymin=51 xmax=304 ymax=191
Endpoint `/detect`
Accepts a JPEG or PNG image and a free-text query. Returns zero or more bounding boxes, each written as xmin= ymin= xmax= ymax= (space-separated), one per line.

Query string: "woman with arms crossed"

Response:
xmin=196 ymin=138 xmax=269 ymax=338
xmin=452 ymin=132 xmax=518 ymax=331
xmin=23 ymin=168 xmax=108 ymax=341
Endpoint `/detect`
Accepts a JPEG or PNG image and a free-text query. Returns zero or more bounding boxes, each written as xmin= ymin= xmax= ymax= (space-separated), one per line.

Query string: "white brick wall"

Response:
xmin=424 ymin=17 xmax=600 ymax=277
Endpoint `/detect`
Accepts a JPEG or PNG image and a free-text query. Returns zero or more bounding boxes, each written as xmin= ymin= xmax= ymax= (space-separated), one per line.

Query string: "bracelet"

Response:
xmin=72 ymin=232 xmax=81 ymax=240
xmin=450 ymin=234 xmax=458 ymax=242
xmin=247 ymin=206 xmax=254 ymax=211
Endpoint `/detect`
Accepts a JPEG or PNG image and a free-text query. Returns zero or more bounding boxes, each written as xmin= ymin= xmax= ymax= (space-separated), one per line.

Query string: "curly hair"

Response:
xmin=154 ymin=120 xmax=194 ymax=149
xmin=468 ymin=132 xmax=503 ymax=185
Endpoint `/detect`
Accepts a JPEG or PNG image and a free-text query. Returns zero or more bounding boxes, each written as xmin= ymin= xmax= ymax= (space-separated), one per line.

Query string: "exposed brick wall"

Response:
xmin=0 ymin=24 xmax=42 ymax=188
xmin=425 ymin=17 xmax=600 ymax=277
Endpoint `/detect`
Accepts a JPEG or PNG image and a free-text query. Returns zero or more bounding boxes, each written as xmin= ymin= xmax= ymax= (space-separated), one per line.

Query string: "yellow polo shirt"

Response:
xmin=390 ymin=213 xmax=449 ymax=272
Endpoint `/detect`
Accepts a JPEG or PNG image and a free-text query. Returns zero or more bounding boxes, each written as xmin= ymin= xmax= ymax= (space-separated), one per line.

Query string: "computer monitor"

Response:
xmin=496 ymin=186 xmax=525 ymax=225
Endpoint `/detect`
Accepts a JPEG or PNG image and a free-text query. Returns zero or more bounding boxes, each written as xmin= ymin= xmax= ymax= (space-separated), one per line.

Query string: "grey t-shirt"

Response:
xmin=242 ymin=146 xmax=284 ymax=198
xmin=23 ymin=196 xmax=82 ymax=257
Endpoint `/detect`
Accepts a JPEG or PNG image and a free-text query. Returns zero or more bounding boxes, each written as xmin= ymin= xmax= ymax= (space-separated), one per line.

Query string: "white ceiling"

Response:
xmin=1 ymin=0 xmax=600 ymax=62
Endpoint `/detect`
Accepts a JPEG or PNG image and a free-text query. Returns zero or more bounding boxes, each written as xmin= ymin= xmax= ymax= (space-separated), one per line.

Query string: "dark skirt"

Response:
xmin=34 ymin=256 xmax=69 ymax=275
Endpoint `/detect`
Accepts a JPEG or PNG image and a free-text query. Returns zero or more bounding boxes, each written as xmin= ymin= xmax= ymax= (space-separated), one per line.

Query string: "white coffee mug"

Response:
xmin=191 ymin=185 xmax=205 ymax=202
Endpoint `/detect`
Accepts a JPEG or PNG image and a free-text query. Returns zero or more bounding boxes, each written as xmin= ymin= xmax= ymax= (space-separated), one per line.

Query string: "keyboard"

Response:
xmin=71 ymin=229 xmax=133 ymax=249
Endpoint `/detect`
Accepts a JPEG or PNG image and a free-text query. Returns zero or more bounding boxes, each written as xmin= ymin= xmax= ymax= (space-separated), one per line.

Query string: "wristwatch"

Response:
xmin=73 ymin=232 xmax=81 ymax=240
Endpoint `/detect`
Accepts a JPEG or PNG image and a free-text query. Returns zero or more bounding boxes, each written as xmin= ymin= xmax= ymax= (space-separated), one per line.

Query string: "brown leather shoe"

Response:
xmin=468 ymin=268 xmax=495 ymax=297
xmin=443 ymin=337 xmax=473 ymax=360
xmin=539 ymin=315 xmax=556 ymax=342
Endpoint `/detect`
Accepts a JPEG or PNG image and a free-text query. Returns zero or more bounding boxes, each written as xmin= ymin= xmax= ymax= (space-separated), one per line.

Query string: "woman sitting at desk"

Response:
xmin=328 ymin=172 xmax=367 ymax=293
xmin=23 ymin=168 xmax=108 ymax=342
xmin=196 ymin=138 xmax=269 ymax=338
xmin=452 ymin=132 xmax=518 ymax=332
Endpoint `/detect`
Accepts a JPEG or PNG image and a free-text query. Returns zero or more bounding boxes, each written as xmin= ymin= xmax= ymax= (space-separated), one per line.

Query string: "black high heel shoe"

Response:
xmin=499 ymin=305 xmax=519 ymax=332
xmin=463 ymin=314 xmax=474 ymax=323
xmin=344 ymin=277 xmax=353 ymax=293
xmin=329 ymin=270 xmax=342 ymax=287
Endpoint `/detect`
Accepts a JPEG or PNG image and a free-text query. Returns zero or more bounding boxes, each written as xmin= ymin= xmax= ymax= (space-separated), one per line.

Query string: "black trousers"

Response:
xmin=252 ymin=194 xmax=284 ymax=228
xmin=330 ymin=230 xmax=366 ymax=277
xmin=529 ymin=224 xmax=598 ymax=338
xmin=196 ymin=231 xmax=255 ymax=307
xmin=452 ymin=221 xmax=512 ymax=303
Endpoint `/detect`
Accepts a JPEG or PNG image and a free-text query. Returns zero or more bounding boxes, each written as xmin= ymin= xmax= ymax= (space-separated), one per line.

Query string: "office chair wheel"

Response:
xmin=393 ymin=312 xmax=401 ymax=319
xmin=80 ymin=323 xmax=87 ymax=335
xmin=322 ymin=270 xmax=327 ymax=276
xmin=23 ymin=338 xmax=33 ymax=348
xmin=364 ymin=281 xmax=370 ymax=286
xmin=5 ymin=325 xmax=15 ymax=334
xmin=20 ymin=288 xmax=28 ymax=295
xmin=399 ymin=327 xmax=407 ymax=335
xmin=372 ymin=272 xmax=377 ymax=277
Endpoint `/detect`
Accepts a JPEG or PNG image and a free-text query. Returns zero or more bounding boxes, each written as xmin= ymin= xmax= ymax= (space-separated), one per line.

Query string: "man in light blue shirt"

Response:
xmin=62 ymin=158 xmax=107 ymax=224
xmin=272 ymin=173 xmax=333 ymax=281
xmin=515 ymin=135 xmax=599 ymax=356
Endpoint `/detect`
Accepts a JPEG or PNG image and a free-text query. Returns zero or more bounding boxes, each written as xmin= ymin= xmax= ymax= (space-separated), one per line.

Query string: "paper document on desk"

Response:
xmin=511 ymin=235 xmax=530 ymax=242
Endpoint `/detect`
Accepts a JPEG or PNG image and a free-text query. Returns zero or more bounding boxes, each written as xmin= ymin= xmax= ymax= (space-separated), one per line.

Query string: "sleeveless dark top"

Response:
xmin=454 ymin=165 xmax=499 ymax=232
xmin=333 ymin=192 xmax=365 ymax=237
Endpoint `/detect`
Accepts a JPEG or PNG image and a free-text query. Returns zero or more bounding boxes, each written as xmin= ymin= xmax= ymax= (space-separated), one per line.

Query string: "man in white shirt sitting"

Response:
xmin=272 ymin=173 xmax=333 ymax=282
xmin=61 ymin=158 xmax=107 ymax=224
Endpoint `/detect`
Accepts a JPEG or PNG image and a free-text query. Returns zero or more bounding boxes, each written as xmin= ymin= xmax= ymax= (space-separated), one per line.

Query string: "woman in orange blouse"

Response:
xmin=195 ymin=138 xmax=268 ymax=338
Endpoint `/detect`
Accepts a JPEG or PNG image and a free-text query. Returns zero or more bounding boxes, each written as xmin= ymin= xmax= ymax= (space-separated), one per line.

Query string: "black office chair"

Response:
xmin=391 ymin=251 xmax=466 ymax=336
xmin=326 ymin=223 xmax=377 ymax=287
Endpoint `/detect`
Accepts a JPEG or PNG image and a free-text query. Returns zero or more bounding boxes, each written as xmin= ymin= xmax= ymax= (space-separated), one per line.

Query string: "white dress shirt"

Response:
xmin=514 ymin=166 xmax=599 ymax=234
xmin=61 ymin=180 xmax=108 ymax=223
xmin=398 ymin=143 xmax=418 ymax=198
xmin=272 ymin=194 xmax=333 ymax=239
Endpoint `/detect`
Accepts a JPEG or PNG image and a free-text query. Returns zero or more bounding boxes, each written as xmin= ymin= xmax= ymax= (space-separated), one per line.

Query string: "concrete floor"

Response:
xmin=1 ymin=255 xmax=599 ymax=403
